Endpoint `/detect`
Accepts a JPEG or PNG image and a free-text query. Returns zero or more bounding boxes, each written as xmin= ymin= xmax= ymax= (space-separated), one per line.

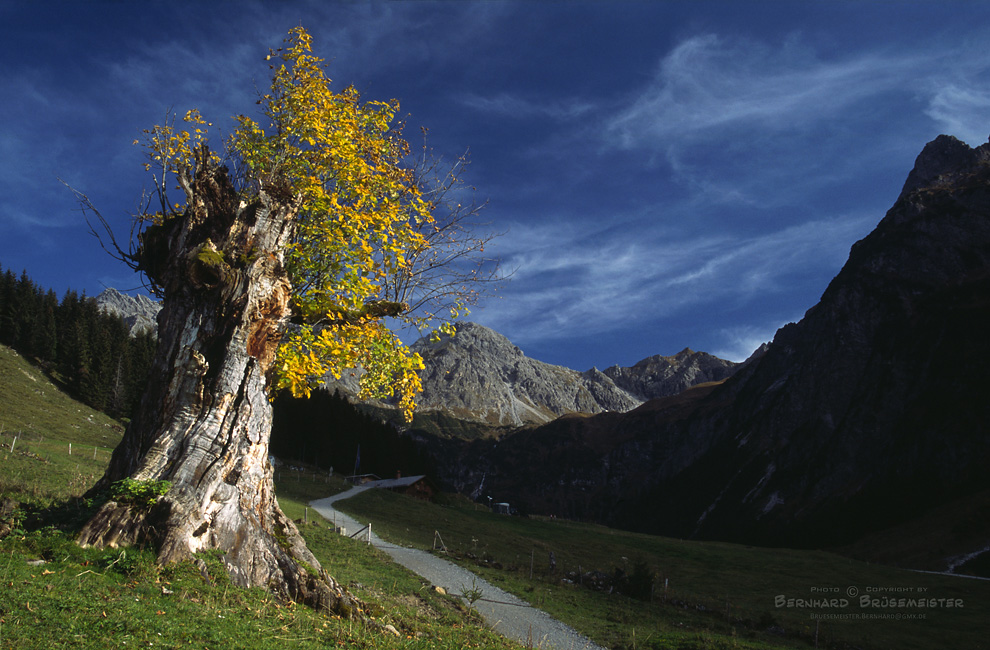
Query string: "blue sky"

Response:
xmin=2 ymin=1 xmax=989 ymax=370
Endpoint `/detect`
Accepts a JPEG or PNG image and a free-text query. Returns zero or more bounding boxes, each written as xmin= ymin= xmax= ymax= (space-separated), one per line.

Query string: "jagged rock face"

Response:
xmin=410 ymin=323 xmax=740 ymax=427
xmin=602 ymin=348 xmax=738 ymax=401
xmin=697 ymin=134 xmax=990 ymax=545
xmin=439 ymin=135 xmax=990 ymax=555
xmin=898 ymin=133 xmax=990 ymax=200
xmin=96 ymin=288 xmax=161 ymax=336
xmin=411 ymin=322 xmax=642 ymax=426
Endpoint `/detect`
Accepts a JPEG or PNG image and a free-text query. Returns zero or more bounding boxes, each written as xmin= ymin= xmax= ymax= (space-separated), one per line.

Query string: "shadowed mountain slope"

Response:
xmin=437 ymin=136 xmax=990 ymax=568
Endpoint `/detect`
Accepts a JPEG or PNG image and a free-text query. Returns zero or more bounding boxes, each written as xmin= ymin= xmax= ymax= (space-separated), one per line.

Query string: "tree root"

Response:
xmin=77 ymin=497 xmax=364 ymax=618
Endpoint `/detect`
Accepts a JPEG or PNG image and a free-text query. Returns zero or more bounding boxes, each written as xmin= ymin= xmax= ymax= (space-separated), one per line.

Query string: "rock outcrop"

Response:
xmin=407 ymin=322 xmax=740 ymax=427
xmin=95 ymin=288 xmax=160 ymax=336
xmin=602 ymin=348 xmax=738 ymax=401
xmin=410 ymin=322 xmax=640 ymax=426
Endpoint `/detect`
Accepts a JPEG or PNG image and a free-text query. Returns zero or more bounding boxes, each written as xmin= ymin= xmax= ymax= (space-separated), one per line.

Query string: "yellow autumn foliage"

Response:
xmin=136 ymin=27 xmax=439 ymax=420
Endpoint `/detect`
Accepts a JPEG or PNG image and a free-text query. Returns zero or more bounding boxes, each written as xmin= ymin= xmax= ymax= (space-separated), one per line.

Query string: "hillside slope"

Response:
xmin=0 ymin=344 xmax=125 ymax=505
xmin=438 ymin=135 xmax=990 ymax=569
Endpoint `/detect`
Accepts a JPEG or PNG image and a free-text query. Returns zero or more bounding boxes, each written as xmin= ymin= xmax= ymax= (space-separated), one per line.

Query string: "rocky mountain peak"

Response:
xmin=95 ymin=288 xmax=160 ymax=336
xmin=410 ymin=322 xmax=642 ymax=426
xmin=602 ymin=347 xmax=739 ymax=402
xmin=407 ymin=322 xmax=740 ymax=427
xmin=898 ymin=134 xmax=990 ymax=200
xmin=414 ymin=321 xmax=526 ymax=360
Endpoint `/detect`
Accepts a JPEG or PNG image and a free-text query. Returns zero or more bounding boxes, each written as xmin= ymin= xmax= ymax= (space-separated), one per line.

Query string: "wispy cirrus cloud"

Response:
xmin=604 ymin=34 xmax=923 ymax=148
xmin=603 ymin=30 xmax=990 ymax=156
xmin=458 ymin=92 xmax=596 ymax=121
xmin=476 ymin=207 xmax=873 ymax=348
xmin=925 ymin=83 xmax=990 ymax=146
xmin=454 ymin=30 xmax=990 ymax=221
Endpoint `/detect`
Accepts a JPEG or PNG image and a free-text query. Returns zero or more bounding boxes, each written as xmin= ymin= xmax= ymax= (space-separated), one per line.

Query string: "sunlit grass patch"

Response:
xmin=0 ymin=345 xmax=523 ymax=649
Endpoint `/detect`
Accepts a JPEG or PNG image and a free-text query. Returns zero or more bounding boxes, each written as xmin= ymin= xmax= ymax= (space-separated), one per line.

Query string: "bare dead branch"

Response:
xmin=380 ymin=145 xmax=509 ymax=322
xmin=59 ymin=178 xmax=140 ymax=273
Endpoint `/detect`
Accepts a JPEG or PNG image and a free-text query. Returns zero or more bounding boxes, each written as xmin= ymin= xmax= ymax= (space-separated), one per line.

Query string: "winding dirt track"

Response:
xmin=310 ymin=487 xmax=605 ymax=650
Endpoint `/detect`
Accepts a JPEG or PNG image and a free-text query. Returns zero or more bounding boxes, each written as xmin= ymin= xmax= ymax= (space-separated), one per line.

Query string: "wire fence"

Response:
xmin=2 ymin=426 xmax=342 ymax=493
xmin=0 ymin=424 xmax=115 ymax=466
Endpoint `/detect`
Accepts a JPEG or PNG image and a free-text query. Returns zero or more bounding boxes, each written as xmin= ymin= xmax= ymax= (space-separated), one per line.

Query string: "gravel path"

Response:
xmin=310 ymin=488 xmax=605 ymax=650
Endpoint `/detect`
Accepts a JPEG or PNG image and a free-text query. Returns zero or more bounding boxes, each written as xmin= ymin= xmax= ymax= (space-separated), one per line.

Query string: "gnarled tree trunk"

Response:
xmin=78 ymin=153 xmax=357 ymax=613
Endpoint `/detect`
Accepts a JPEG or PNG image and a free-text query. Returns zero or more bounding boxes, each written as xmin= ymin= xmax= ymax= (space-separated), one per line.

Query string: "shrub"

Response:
xmin=109 ymin=478 xmax=171 ymax=509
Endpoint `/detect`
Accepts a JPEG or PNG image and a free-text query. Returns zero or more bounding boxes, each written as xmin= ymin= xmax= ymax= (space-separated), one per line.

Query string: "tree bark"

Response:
xmin=78 ymin=153 xmax=358 ymax=614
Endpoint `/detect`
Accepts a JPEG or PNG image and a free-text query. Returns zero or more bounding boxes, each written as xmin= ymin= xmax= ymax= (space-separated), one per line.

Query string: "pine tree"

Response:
xmin=31 ymin=288 xmax=59 ymax=365
xmin=56 ymin=289 xmax=83 ymax=383
xmin=0 ymin=267 xmax=17 ymax=346
xmin=11 ymin=270 xmax=37 ymax=351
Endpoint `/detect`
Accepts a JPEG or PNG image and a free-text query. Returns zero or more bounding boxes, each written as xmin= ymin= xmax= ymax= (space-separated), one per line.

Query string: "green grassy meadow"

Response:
xmin=2 ymin=342 xmax=988 ymax=650
xmin=0 ymin=345 xmax=123 ymax=506
xmin=0 ymin=345 xmax=518 ymax=650
xmin=336 ymin=473 xmax=990 ymax=650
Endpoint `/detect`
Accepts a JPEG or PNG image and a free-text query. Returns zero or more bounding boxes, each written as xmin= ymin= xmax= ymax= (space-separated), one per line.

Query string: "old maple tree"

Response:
xmin=76 ymin=27 xmax=483 ymax=611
